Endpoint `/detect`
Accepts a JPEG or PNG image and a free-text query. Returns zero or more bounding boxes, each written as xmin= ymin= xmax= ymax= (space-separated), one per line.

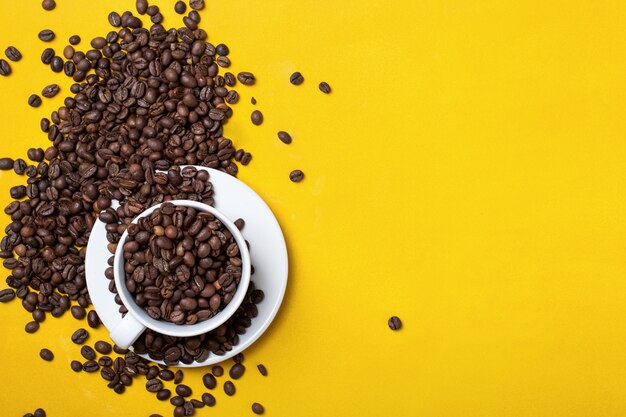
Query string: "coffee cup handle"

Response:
xmin=109 ymin=313 xmax=146 ymax=350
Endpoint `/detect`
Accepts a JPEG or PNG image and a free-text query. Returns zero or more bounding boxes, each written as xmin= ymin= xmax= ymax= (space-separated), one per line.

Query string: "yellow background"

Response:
xmin=0 ymin=0 xmax=625 ymax=416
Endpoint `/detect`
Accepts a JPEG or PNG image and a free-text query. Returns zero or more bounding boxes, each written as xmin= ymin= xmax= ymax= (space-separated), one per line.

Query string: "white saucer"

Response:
xmin=85 ymin=166 xmax=288 ymax=367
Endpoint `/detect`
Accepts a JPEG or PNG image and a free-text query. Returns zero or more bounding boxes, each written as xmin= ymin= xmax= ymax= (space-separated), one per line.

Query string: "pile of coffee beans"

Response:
xmin=121 ymin=202 xmax=243 ymax=324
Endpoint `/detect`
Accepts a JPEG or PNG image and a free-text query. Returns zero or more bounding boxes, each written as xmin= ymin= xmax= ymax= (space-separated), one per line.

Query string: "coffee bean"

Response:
xmin=71 ymin=328 xmax=89 ymax=344
xmin=81 ymin=345 xmax=96 ymax=360
xmin=32 ymin=309 xmax=46 ymax=323
xmin=146 ymin=379 xmax=163 ymax=393
xmin=41 ymin=48 xmax=54 ymax=64
xmin=0 ymin=59 xmax=10 ymax=76
xmin=174 ymin=1 xmax=186 ymax=14
xmin=28 ymin=94 xmax=42 ymax=108
xmin=26 ymin=148 xmax=44 ymax=162
xmin=69 ymin=35 xmax=81 ymax=45
xmin=41 ymin=0 xmax=56 ymax=10
xmin=95 ymin=340 xmax=112 ymax=354
xmin=189 ymin=0 xmax=205 ymax=10
xmin=217 ymin=55 xmax=230 ymax=68
xmin=251 ymin=96 xmax=257 ymax=105
xmin=237 ymin=72 xmax=256 ymax=86
xmin=225 ymin=90 xmax=239 ymax=104
xmin=0 ymin=288 xmax=16 ymax=302
xmin=38 ymin=30 xmax=55 ymax=42
xmin=25 ymin=321 xmax=39 ymax=333
xmin=173 ymin=406 xmax=184 ymax=417
xmin=41 ymin=84 xmax=60 ymax=98
xmin=257 ymin=364 xmax=267 ymax=376
xmin=156 ymin=389 xmax=171 ymax=400
xmin=159 ymin=369 xmax=174 ymax=381
xmin=87 ymin=310 xmax=100 ymax=328
xmin=277 ymin=131 xmax=292 ymax=144
xmin=176 ymin=384 xmax=192 ymax=397
xmin=202 ymin=373 xmax=216 ymax=389
xmin=170 ymin=396 xmax=184 ymax=407
xmin=50 ymin=56 xmax=63 ymax=72
xmin=69 ymin=305 xmax=85 ymax=320
xmin=136 ymin=0 xmax=148 ymax=14
xmin=5 ymin=46 xmax=22 ymax=62
xmin=223 ymin=381 xmax=236 ymax=396
xmin=319 ymin=81 xmax=331 ymax=94
xmin=201 ymin=393 xmax=216 ymax=407
xmin=174 ymin=369 xmax=184 ymax=384
xmin=70 ymin=360 xmax=82 ymax=372
xmin=289 ymin=169 xmax=304 ymax=182
xmin=190 ymin=399 xmax=204 ymax=409
xmin=229 ymin=363 xmax=245 ymax=379
xmin=39 ymin=348 xmax=54 ymax=361
xmin=83 ymin=360 xmax=99 ymax=372
xmin=388 ymin=315 xmax=402 ymax=330
xmin=113 ymin=384 xmax=125 ymax=394
xmin=34 ymin=408 xmax=46 ymax=417
xmin=211 ymin=366 xmax=223 ymax=377
xmin=147 ymin=5 xmax=159 ymax=16
xmin=13 ymin=158 xmax=26 ymax=174
xmin=251 ymin=110 xmax=263 ymax=125
xmin=252 ymin=403 xmax=265 ymax=415
xmin=290 ymin=71 xmax=304 ymax=85
xmin=100 ymin=366 xmax=116 ymax=381
xmin=149 ymin=415 xmax=163 ymax=417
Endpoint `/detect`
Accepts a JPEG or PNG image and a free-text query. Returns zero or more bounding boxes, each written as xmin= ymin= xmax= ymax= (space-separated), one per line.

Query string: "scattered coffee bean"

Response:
xmin=224 ymin=381 xmax=236 ymax=396
xmin=319 ymin=81 xmax=331 ymax=94
xmin=41 ymin=0 xmax=56 ymax=10
xmin=136 ymin=0 xmax=148 ymax=14
xmin=290 ymin=71 xmax=304 ymax=85
xmin=25 ymin=321 xmax=40 ymax=333
xmin=40 ymin=48 xmax=54 ymax=64
xmin=38 ymin=30 xmax=55 ymax=42
xmin=251 ymin=110 xmax=263 ymax=125
xmin=176 ymin=384 xmax=192 ymax=397
xmin=50 ymin=56 xmax=63 ymax=72
xmin=170 ymin=396 xmax=184 ymax=407
xmin=146 ymin=379 xmax=163 ymax=393
xmin=70 ymin=360 xmax=82 ymax=372
xmin=289 ymin=169 xmax=304 ymax=182
xmin=0 ymin=59 xmax=10 ymax=76
xmin=388 ymin=315 xmax=402 ymax=330
xmin=68 ymin=35 xmax=81 ymax=45
xmin=41 ymin=84 xmax=60 ymax=98
xmin=81 ymin=345 xmax=96 ymax=360
xmin=277 ymin=131 xmax=292 ymax=144
xmin=146 ymin=5 xmax=159 ymax=16
xmin=100 ymin=366 xmax=116 ymax=381
xmin=94 ymin=340 xmax=112 ymax=354
xmin=71 ymin=328 xmax=89 ymax=344
xmin=13 ymin=158 xmax=26 ymax=174
xmin=257 ymin=364 xmax=267 ymax=376
xmin=190 ymin=0 xmax=205 ymax=10
xmin=69 ymin=305 xmax=85 ymax=320
xmin=83 ymin=360 xmax=99 ymax=372
xmin=252 ymin=403 xmax=265 ymax=415
xmin=212 ymin=366 xmax=224 ymax=377
xmin=156 ymin=389 xmax=171 ymax=400
xmin=234 ymin=218 xmax=245 ymax=230
xmin=229 ymin=363 xmax=245 ymax=379
xmin=39 ymin=348 xmax=54 ymax=361
xmin=202 ymin=373 xmax=216 ymax=389
xmin=113 ymin=384 xmax=125 ymax=394
xmin=251 ymin=97 xmax=257 ymax=105
xmin=159 ymin=369 xmax=174 ymax=381
xmin=34 ymin=408 xmax=46 ymax=417
xmin=174 ymin=1 xmax=186 ymax=14
xmin=5 ymin=46 xmax=22 ymax=62
xmin=87 ymin=310 xmax=100 ymax=328
xmin=0 ymin=288 xmax=16 ymax=302
xmin=174 ymin=369 xmax=184 ymax=384
xmin=28 ymin=94 xmax=42 ymax=108
xmin=237 ymin=72 xmax=256 ymax=86
xmin=32 ymin=309 xmax=46 ymax=323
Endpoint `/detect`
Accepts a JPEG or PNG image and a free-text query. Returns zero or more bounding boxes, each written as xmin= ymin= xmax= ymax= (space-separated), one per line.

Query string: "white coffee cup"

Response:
xmin=109 ymin=200 xmax=251 ymax=349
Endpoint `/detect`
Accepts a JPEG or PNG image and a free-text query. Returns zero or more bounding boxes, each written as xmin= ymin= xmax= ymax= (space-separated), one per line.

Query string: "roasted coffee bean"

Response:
xmin=39 ymin=348 xmax=54 ymax=361
xmin=289 ymin=169 xmax=304 ymax=182
xmin=189 ymin=0 xmax=205 ymax=10
xmin=229 ymin=363 xmax=245 ymax=379
xmin=223 ymin=381 xmax=236 ymax=396
xmin=13 ymin=158 xmax=26 ymax=174
xmin=241 ymin=152 xmax=252 ymax=165
xmin=237 ymin=72 xmax=256 ymax=86
xmin=100 ymin=366 xmax=116 ymax=381
xmin=70 ymin=360 xmax=82 ymax=372
xmin=202 ymin=373 xmax=216 ymax=389
xmin=290 ymin=71 xmax=304 ymax=85
xmin=63 ymin=45 xmax=75 ymax=59
xmin=41 ymin=48 xmax=54 ymax=64
xmin=156 ymin=389 xmax=171 ymax=400
xmin=83 ymin=360 xmax=99 ymax=372
xmin=50 ymin=56 xmax=63 ymax=72
xmin=201 ymin=393 xmax=216 ymax=406
xmin=28 ymin=94 xmax=42 ymax=108
xmin=69 ymin=35 xmax=81 ymax=45
xmin=170 ymin=396 xmax=184 ymax=407
xmin=174 ymin=1 xmax=186 ymax=14
xmin=136 ymin=0 xmax=148 ymax=14
xmin=27 ymin=148 xmax=44 ymax=162
xmin=146 ymin=5 xmax=159 ymax=16
xmin=32 ymin=310 xmax=46 ymax=323
xmin=159 ymin=369 xmax=174 ymax=381
xmin=113 ymin=384 xmax=125 ymax=394
xmin=251 ymin=96 xmax=257 ymax=104
xmin=94 ymin=341 xmax=112 ymax=354
xmin=173 ymin=406 xmax=184 ymax=417
xmin=257 ymin=364 xmax=268 ymax=376
xmin=277 ymin=131 xmax=292 ymax=144
xmin=252 ymin=403 xmax=265 ymax=415
xmin=25 ymin=321 xmax=39 ymax=333
xmin=71 ymin=328 xmax=89 ymax=344
xmin=211 ymin=366 xmax=223 ymax=377
xmin=190 ymin=399 xmax=204 ymax=409
xmin=70 ymin=305 xmax=86 ymax=319
xmin=98 ymin=356 xmax=112 ymax=367
xmin=0 ymin=59 xmax=11 ymax=76
xmin=174 ymin=369 xmax=184 ymax=384
xmin=42 ymin=0 xmax=56 ymax=10
xmin=217 ymin=55 xmax=230 ymax=67
xmin=38 ymin=30 xmax=55 ymax=42
xmin=87 ymin=310 xmax=100 ymax=328
xmin=388 ymin=315 xmax=402 ymax=330
xmin=0 ymin=288 xmax=16 ymax=302
xmin=319 ymin=81 xmax=332 ymax=94
xmin=108 ymin=11 xmax=121 ymax=27
xmin=34 ymin=408 xmax=46 ymax=417
xmin=146 ymin=379 xmax=163 ymax=393
xmin=176 ymin=384 xmax=192 ymax=397
xmin=63 ymin=61 xmax=75 ymax=76
xmin=225 ymin=90 xmax=239 ymax=104
xmin=251 ymin=110 xmax=263 ymax=125
xmin=5 ymin=46 xmax=22 ymax=62
xmin=41 ymin=84 xmax=60 ymax=99
xmin=81 ymin=345 xmax=96 ymax=360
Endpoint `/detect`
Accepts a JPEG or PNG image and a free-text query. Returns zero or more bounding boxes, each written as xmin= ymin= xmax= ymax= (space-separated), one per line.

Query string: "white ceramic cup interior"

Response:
xmin=109 ymin=199 xmax=251 ymax=349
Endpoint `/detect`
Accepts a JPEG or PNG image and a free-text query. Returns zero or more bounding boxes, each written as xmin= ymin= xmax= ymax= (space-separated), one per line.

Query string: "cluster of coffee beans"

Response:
xmin=120 ymin=201 xmax=243 ymax=325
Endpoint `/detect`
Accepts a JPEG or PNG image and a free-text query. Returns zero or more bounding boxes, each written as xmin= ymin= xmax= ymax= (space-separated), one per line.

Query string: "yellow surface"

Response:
xmin=1 ymin=0 xmax=626 ymax=416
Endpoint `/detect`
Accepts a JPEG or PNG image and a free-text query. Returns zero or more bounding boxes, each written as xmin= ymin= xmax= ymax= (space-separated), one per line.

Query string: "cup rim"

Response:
xmin=112 ymin=199 xmax=251 ymax=338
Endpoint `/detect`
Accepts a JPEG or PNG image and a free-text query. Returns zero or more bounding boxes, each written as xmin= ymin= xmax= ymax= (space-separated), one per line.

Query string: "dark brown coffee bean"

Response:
xmin=146 ymin=379 xmax=163 ymax=393
xmin=108 ymin=11 xmax=121 ymax=27
xmin=190 ymin=399 xmax=204 ymax=409
xmin=69 ymin=35 xmax=81 ymax=45
xmin=252 ymin=403 xmax=265 ymax=415
xmin=223 ymin=381 xmax=236 ymax=396
xmin=170 ymin=396 xmax=185 ymax=407
xmin=229 ymin=363 xmax=245 ymax=379
xmin=160 ymin=369 xmax=174 ymax=381
xmin=32 ymin=309 xmax=46 ymax=323
xmin=237 ymin=72 xmax=256 ymax=86
xmin=50 ymin=56 xmax=63 ymax=72
xmin=113 ymin=384 xmax=125 ymax=394
xmin=94 ymin=341 xmax=112 ymax=354
xmin=201 ymin=393 xmax=216 ymax=406
xmin=173 ymin=407 xmax=184 ymax=417
xmin=34 ymin=408 xmax=46 ymax=417
xmin=202 ymin=373 xmax=216 ymax=389
xmin=176 ymin=384 xmax=192 ymax=397
xmin=71 ymin=328 xmax=89 ymax=344
xmin=87 ymin=310 xmax=100 ymax=328
xmin=211 ymin=366 xmax=223 ymax=377
xmin=0 ymin=59 xmax=11 ymax=76
xmin=251 ymin=110 xmax=263 ymax=125
xmin=28 ymin=94 xmax=42 ymax=108
xmin=289 ymin=169 xmax=304 ymax=182
xmin=277 ymin=131 xmax=292 ymax=144
xmin=41 ymin=48 xmax=54 ymax=64
xmin=39 ymin=348 xmax=54 ymax=361
xmin=5 ymin=46 xmax=22 ymax=62
xmin=100 ymin=366 xmax=116 ymax=381
xmin=81 ymin=345 xmax=96 ymax=360
xmin=25 ymin=321 xmax=39 ymax=333
xmin=13 ymin=158 xmax=26 ymax=174
xmin=388 ymin=315 xmax=402 ymax=330
xmin=251 ymin=96 xmax=257 ymax=104
xmin=38 ymin=30 xmax=55 ymax=42
xmin=146 ymin=5 xmax=159 ymax=16
xmin=42 ymin=0 xmax=56 ymax=10
xmin=70 ymin=360 xmax=82 ymax=372
xmin=0 ymin=288 xmax=16 ymax=302
xmin=290 ymin=71 xmax=304 ymax=85
xmin=189 ymin=0 xmax=205 ymax=10
xmin=174 ymin=369 xmax=184 ymax=384
xmin=174 ymin=1 xmax=186 ymax=14
xmin=225 ymin=90 xmax=239 ymax=104
xmin=70 ymin=305 xmax=85 ymax=319
xmin=257 ymin=364 xmax=267 ymax=376
xmin=83 ymin=360 xmax=99 ymax=372
xmin=319 ymin=81 xmax=331 ymax=94
xmin=217 ymin=55 xmax=230 ymax=67
xmin=136 ymin=0 xmax=148 ymax=14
